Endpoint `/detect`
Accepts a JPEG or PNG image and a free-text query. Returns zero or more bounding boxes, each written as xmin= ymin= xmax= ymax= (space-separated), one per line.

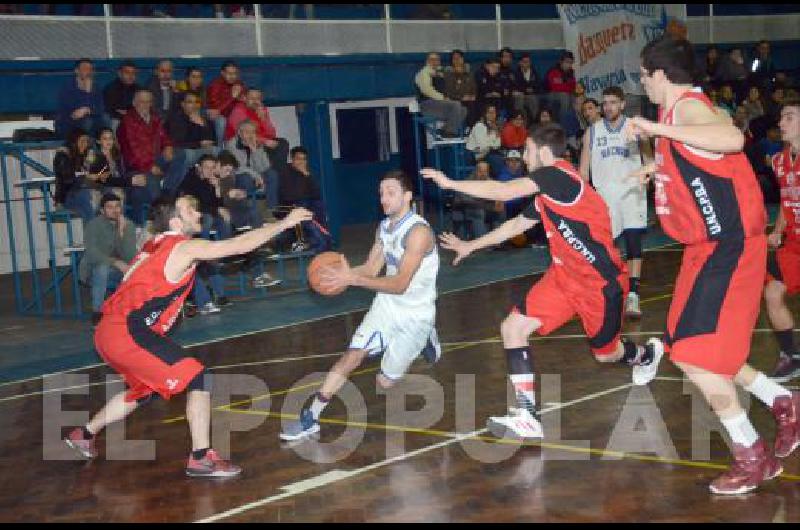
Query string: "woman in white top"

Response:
xmin=465 ymin=104 xmax=505 ymax=176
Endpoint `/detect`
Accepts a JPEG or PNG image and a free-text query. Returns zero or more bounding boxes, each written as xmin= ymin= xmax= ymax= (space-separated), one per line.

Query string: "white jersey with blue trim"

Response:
xmin=376 ymin=211 xmax=439 ymax=310
xmin=588 ymin=116 xmax=643 ymax=196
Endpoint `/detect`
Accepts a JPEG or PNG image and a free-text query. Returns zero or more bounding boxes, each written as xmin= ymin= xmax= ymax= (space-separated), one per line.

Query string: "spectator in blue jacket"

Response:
xmin=56 ymin=58 xmax=108 ymax=139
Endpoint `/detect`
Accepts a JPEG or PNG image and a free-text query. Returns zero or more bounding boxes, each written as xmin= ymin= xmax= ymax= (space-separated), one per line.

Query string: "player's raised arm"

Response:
xmin=421 ymin=168 xmax=537 ymax=202
xmin=440 ymin=214 xmax=538 ymax=266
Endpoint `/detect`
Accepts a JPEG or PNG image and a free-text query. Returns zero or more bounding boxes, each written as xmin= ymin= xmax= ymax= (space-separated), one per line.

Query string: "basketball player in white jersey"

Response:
xmin=280 ymin=170 xmax=441 ymax=441
xmin=579 ymin=85 xmax=651 ymax=318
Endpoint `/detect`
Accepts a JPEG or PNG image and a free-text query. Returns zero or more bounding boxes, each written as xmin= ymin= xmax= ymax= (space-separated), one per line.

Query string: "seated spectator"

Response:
xmin=451 ymin=160 xmax=504 ymax=239
xmin=495 ymin=149 xmax=527 ymax=218
xmin=84 ymin=127 xmax=128 ymax=213
xmin=53 ymin=128 xmax=95 ymax=222
xmin=55 ymin=58 xmax=107 ymax=139
xmin=580 ymin=97 xmax=601 ymax=129
xmin=749 ymin=39 xmax=775 ymax=92
xmin=758 ymin=125 xmax=784 ymax=166
xmin=532 ymin=108 xmax=554 ymax=130
xmin=278 ymin=147 xmax=332 ymax=254
xmin=475 ymin=57 xmax=505 ymax=117
xmin=733 ymin=106 xmax=755 ymax=148
xmin=498 ymin=47 xmax=516 ymax=116
xmin=513 ymin=53 xmax=543 ymax=125
xmin=79 ymin=192 xmax=137 ymax=324
xmin=765 ymin=87 xmax=785 ymax=121
xmin=544 ymin=51 xmax=576 ymax=123
xmin=207 ymin=60 xmax=247 ymax=147
xmin=167 ymin=91 xmax=217 ymax=173
xmin=717 ymin=48 xmax=749 ymax=101
xmin=500 ymin=111 xmax=527 ymax=150
xmin=443 ymin=50 xmax=479 ymax=127
xmin=465 ymin=104 xmax=505 ymax=177
xmin=175 ymin=66 xmax=206 ymax=109
xmin=701 ymin=46 xmax=722 ymax=89
xmin=718 ymin=84 xmax=737 ymax=116
xmin=742 ymin=85 xmax=765 ymax=121
xmin=224 ymin=88 xmax=290 ymax=169
xmin=217 ymin=150 xmax=262 ymax=230
xmin=117 ymin=89 xmax=184 ymax=223
xmin=147 ymin=59 xmax=178 ymax=120
xmin=414 ymin=52 xmax=467 ymax=138
xmin=103 ymin=61 xmax=140 ymax=132
xmin=225 ymin=120 xmax=279 ymax=212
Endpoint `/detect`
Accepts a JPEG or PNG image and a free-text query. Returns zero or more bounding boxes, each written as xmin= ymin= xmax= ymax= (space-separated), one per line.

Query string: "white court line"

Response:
xmin=194 ymin=381 xmax=634 ymax=523
xmin=0 ymin=241 xmax=680 ymax=390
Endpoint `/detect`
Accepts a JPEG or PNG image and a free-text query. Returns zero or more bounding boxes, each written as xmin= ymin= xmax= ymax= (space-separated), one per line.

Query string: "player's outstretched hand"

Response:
xmin=420 ymin=168 xmax=453 ymax=190
xmin=624 ymin=116 xmax=658 ymax=142
xmin=439 ymin=232 xmax=472 ymax=266
xmin=768 ymin=231 xmax=783 ymax=249
xmin=282 ymin=207 xmax=314 ymax=229
xmin=629 ymin=162 xmax=657 ymax=186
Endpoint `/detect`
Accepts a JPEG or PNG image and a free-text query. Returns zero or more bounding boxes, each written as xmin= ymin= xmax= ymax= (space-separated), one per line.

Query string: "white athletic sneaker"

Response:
xmin=632 ymin=337 xmax=665 ymax=386
xmin=198 ymin=301 xmax=221 ymax=315
xmin=625 ymin=292 xmax=642 ymax=318
xmin=486 ymin=407 xmax=543 ymax=441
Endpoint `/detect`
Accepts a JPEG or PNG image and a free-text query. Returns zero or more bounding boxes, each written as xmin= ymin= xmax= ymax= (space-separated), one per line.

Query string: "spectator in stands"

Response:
xmin=742 ymin=85 xmax=766 ymax=121
xmin=224 ymin=88 xmax=290 ymax=169
xmin=451 ymin=160 xmax=503 ymax=239
xmin=103 ymin=61 xmax=140 ymax=133
xmin=532 ymin=108 xmax=554 ymax=129
xmin=545 ymin=51 xmax=576 ymax=123
xmin=475 ymin=57 xmax=505 ymax=117
xmin=225 ymin=120 xmax=279 ymax=213
xmin=465 ymin=104 xmax=504 ymax=177
xmin=702 ymin=46 xmax=722 ymax=88
xmin=53 ymin=128 xmax=95 ymax=222
xmin=495 ymin=149 xmax=527 ymax=218
xmin=207 ymin=60 xmax=247 ymax=147
xmin=80 ymin=192 xmax=137 ymax=324
xmin=147 ymin=59 xmax=178 ymax=120
xmin=443 ymin=50 xmax=479 ymax=127
xmin=217 ymin=150 xmax=262 ymax=230
xmin=718 ymin=84 xmax=737 ymax=116
xmin=84 ymin=127 xmax=128 ymax=213
xmin=118 ymin=89 xmax=183 ymax=222
xmin=717 ymin=48 xmax=749 ymax=101
xmin=498 ymin=47 xmax=516 ymax=116
xmin=512 ymin=53 xmax=542 ymax=125
xmin=500 ymin=111 xmax=527 ymax=150
xmin=580 ymin=97 xmax=601 ymax=129
xmin=766 ymin=87 xmax=786 ymax=121
xmin=55 ymin=59 xmax=107 ymax=139
xmin=733 ymin=105 xmax=755 ymax=148
xmin=278 ymin=146 xmax=331 ymax=254
xmin=175 ymin=66 xmax=206 ymax=109
xmin=415 ymin=52 xmax=467 ymax=138
xmin=749 ymin=39 xmax=775 ymax=91
xmin=167 ymin=92 xmax=217 ymax=174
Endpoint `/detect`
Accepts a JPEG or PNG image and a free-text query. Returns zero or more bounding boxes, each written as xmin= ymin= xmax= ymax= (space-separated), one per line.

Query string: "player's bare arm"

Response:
xmin=421 ymin=168 xmax=538 ymax=201
xmin=351 ymin=238 xmax=385 ymax=278
xmin=320 ymin=224 xmax=433 ymax=295
xmin=440 ymin=214 xmax=538 ymax=266
xmin=626 ymin=99 xmax=744 ymax=153
xmin=166 ymin=207 xmax=313 ymax=282
xmin=579 ymin=127 xmax=592 ymax=182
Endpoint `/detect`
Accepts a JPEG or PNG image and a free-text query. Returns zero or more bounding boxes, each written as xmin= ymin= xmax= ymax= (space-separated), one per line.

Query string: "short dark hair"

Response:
xmin=583 ymin=98 xmax=600 ymax=107
xmin=100 ymin=192 xmax=122 ymax=209
xmin=197 ymin=154 xmax=218 ymax=166
xmin=149 ymin=196 xmax=180 ymax=233
xmin=601 ymin=86 xmax=625 ymax=100
xmin=560 ymin=51 xmax=574 ymax=61
xmin=217 ymin=150 xmax=239 ymax=170
xmin=74 ymin=58 xmax=93 ymax=69
xmin=486 ymin=58 xmax=500 ymax=66
xmin=185 ymin=66 xmax=202 ymax=78
xmin=221 ymin=60 xmax=238 ymax=71
xmin=529 ymin=123 xmax=567 ymax=158
xmin=119 ymin=60 xmax=137 ymax=70
xmin=519 ymin=53 xmax=531 ymax=60
xmin=290 ymin=146 xmax=308 ymax=159
xmin=500 ymin=47 xmax=513 ymax=57
xmin=640 ymin=36 xmax=696 ymax=84
xmin=782 ymin=96 xmax=800 ymax=112
xmin=380 ymin=169 xmax=414 ymax=194
xmin=451 ymin=49 xmax=464 ymax=59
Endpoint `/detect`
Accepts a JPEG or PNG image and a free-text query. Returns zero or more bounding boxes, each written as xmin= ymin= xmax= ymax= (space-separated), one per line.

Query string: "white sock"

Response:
xmin=745 ymin=373 xmax=792 ymax=407
xmin=510 ymin=374 xmax=536 ymax=416
xmin=720 ymin=413 xmax=759 ymax=448
xmin=309 ymin=393 xmax=330 ymax=420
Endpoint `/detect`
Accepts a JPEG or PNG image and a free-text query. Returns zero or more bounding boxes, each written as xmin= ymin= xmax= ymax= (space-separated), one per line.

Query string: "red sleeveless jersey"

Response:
xmin=654 ymin=89 xmax=766 ymax=244
xmin=100 ymin=232 xmax=196 ymax=335
xmin=772 ymin=146 xmax=800 ymax=244
xmin=533 ymin=160 xmax=626 ymax=285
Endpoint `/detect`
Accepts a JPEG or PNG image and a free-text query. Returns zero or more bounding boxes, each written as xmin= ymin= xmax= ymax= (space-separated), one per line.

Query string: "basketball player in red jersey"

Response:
xmin=64 ymin=196 xmax=312 ymax=477
xmin=627 ymin=36 xmax=799 ymax=495
xmin=422 ymin=123 xmax=664 ymax=441
xmin=766 ymin=97 xmax=800 ymax=382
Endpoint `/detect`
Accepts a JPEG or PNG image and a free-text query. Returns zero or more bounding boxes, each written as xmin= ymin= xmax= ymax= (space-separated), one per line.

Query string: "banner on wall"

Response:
xmin=557 ymin=4 xmax=687 ymax=99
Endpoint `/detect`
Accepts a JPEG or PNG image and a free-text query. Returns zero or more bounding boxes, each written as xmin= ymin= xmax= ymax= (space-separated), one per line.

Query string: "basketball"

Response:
xmin=307 ymin=251 xmax=347 ymax=296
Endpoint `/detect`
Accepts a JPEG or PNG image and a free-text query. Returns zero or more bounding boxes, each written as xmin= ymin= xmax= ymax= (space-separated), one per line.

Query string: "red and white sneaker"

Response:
xmin=486 ymin=407 xmax=543 ymax=441
xmin=185 ymin=449 xmax=242 ymax=478
xmin=709 ymin=439 xmax=782 ymax=495
xmin=64 ymin=427 xmax=98 ymax=459
xmin=771 ymin=390 xmax=800 ymax=458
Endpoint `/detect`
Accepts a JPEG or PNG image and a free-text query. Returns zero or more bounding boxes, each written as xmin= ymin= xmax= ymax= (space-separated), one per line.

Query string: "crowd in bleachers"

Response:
xmin=415 ymin=40 xmax=797 ymax=243
xmin=50 ymin=57 xmax=331 ymax=321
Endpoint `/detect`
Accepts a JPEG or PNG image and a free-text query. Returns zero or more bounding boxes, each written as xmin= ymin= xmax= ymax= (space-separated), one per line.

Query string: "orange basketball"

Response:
xmin=307 ymin=251 xmax=347 ymax=296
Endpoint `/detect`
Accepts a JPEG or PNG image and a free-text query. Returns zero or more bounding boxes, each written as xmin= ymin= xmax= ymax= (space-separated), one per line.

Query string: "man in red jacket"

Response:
xmin=207 ymin=60 xmax=247 ymax=149
xmin=224 ymin=87 xmax=289 ymax=169
xmin=117 ymin=89 xmax=185 ymax=224
xmin=545 ymin=51 xmax=577 ymax=124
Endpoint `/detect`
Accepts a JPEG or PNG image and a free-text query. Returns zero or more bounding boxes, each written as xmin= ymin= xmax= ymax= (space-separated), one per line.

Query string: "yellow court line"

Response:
xmin=223 ymin=407 xmax=800 ymax=482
